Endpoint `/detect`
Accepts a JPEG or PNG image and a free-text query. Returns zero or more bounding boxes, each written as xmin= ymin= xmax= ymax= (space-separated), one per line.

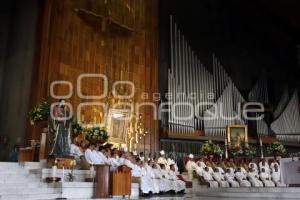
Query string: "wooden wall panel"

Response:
xmin=28 ymin=0 xmax=158 ymax=153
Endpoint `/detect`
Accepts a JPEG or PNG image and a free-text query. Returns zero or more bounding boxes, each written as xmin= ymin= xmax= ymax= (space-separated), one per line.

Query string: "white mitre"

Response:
xmin=189 ymin=154 xmax=194 ymax=159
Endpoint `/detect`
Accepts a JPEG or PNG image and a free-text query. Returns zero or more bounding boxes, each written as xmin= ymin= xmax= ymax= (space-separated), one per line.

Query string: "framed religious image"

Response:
xmin=106 ymin=108 xmax=131 ymax=145
xmin=227 ymin=125 xmax=248 ymax=148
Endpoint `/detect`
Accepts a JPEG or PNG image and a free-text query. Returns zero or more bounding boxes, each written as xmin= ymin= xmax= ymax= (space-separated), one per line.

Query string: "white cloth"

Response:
xmin=260 ymin=172 xmax=275 ymax=187
xmin=160 ymin=169 xmax=175 ymax=191
xmin=107 ymin=157 xmax=120 ymax=171
xmin=212 ymin=172 xmax=229 ymax=188
xmin=235 ymin=171 xmax=251 ymax=187
xmin=157 ymin=157 xmax=169 ymax=169
xmin=197 ymin=161 xmax=206 ymax=168
xmin=249 ymin=162 xmax=258 ymax=170
xmin=70 ymin=144 xmax=83 ymax=159
xmin=203 ymin=171 xmax=218 ymax=188
xmin=248 ymin=171 xmax=263 ymax=187
xmin=140 ymin=166 xmax=155 ymax=194
xmin=224 ymin=173 xmax=239 ymax=187
xmin=186 ymin=160 xmax=198 ymax=171
xmin=259 ymin=162 xmax=270 ymax=174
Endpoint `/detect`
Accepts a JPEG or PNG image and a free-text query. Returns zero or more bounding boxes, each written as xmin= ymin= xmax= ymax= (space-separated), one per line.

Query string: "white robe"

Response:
xmin=224 ymin=173 xmax=239 ymax=187
xmin=235 ymin=171 xmax=251 ymax=187
xmin=153 ymin=169 xmax=171 ymax=192
xmin=260 ymin=172 xmax=275 ymax=187
xmin=169 ymin=170 xmax=186 ymax=192
xmin=140 ymin=166 xmax=155 ymax=194
xmin=107 ymin=157 xmax=120 ymax=171
xmin=271 ymin=170 xmax=285 ymax=187
xmin=212 ymin=172 xmax=229 ymax=188
xmin=186 ymin=160 xmax=198 ymax=180
xmin=249 ymin=162 xmax=258 ymax=171
xmin=197 ymin=161 xmax=206 ymax=168
xmin=259 ymin=162 xmax=270 ymax=174
xmin=70 ymin=144 xmax=83 ymax=167
xmin=247 ymin=171 xmax=263 ymax=187
xmin=84 ymin=149 xmax=106 ymax=164
xmin=160 ymin=169 xmax=175 ymax=191
xmin=202 ymin=171 xmax=218 ymax=188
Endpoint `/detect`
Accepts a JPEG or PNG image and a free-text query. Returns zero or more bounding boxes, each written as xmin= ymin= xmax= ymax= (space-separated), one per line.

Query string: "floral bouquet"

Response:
xmin=228 ymin=146 xmax=244 ymax=156
xmin=86 ymin=126 xmax=109 ymax=144
xmin=28 ymin=99 xmax=51 ymax=125
xmin=71 ymin=120 xmax=83 ymax=137
xmin=200 ymin=140 xmax=223 ymax=156
xmin=267 ymin=141 xmax=286 ymax=156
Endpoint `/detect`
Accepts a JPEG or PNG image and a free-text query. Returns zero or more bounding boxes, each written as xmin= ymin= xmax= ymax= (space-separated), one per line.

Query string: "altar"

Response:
xmin=281 ymin=159 xmax=300 ymax=186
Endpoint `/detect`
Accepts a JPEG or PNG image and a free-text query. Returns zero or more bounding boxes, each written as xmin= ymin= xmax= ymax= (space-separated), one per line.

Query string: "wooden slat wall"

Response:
xmin=28 ymin=0 xmax=159 ymax=153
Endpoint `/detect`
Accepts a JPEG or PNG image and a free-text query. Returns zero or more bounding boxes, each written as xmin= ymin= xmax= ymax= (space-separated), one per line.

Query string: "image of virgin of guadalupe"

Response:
xmin=48 ymin=100 xmax=71 ymax=157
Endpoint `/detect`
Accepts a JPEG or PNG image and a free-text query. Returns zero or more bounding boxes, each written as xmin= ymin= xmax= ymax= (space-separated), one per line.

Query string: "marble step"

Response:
xmin=0 ymin=187 xmax=61 ymax=195
xmin=0 ymin=193 xmax=61 ymax=200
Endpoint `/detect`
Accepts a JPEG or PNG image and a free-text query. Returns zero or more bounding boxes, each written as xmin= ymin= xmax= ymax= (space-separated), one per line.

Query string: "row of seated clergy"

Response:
xmin=185 ymin=154 xmax=285 ymax=188
xmin=81 ymin=143 xmax=186 ymax=195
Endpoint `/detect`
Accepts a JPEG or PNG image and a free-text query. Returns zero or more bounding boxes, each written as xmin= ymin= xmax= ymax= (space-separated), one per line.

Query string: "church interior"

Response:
xmin=1 ymin=0 xmax=300 ymax=199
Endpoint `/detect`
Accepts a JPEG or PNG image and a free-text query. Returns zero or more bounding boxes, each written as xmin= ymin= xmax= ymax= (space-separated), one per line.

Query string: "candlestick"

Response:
xmin=259 ymin=136 xmax=263 ymax=146
xmin=51 ymin=165 xmax=57 ymax=178
xmin=62 ymin=166 xmax=65 ymax=182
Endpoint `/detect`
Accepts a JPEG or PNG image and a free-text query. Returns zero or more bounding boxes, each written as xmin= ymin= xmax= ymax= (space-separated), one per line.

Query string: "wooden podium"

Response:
xmin=94 ymin=164 xmax=111 ymax=198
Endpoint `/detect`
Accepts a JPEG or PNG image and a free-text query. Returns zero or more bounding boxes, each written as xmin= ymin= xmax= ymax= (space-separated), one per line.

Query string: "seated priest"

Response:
xmin=157 ymin=150 xmax=169 ymax=169
xmin=235 ymin=167 xmax=251 ymax=187
xmin=196 ymin=157 xmax=206 ymax=168
xmin=260 ymin=167 xmax=275 ymax=187
xmin=270 ymin=160 xmax=280 ymax=171
xmin=139 ymin=160 xmax=155 ymax=196
xmin=259 ymin=159 xmax=270 ymax=174
xmin=152 ymin=164 xmax=171 ymax=193
xmin=70 ymin=139 xmax=84 ymax=168
xmin=247 ymin=168 xmax=263 ymax=187
xmin=159 ymin=164 xmax=176 ymax=192
xmin=224 ymin=168 xmax=240 ymax=187
xmin=202 ymin=167 xmax=219 ymax=188
xmin=271 ymin=164 xmax=285 ymax=187
xmin=169 ymin=164 xmax=186 ymax=193
xmin=185 ymin=154 xmax=198 ymax=180
xmin=212 ymin=168 xmax=230 ymax=188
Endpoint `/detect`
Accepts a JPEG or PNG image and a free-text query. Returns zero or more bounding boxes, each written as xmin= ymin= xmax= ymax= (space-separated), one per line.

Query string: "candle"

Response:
xmin=51 ymin=165 xmax=57 ymax=178
xmin=62 ymin=166 xmax=65 ymax=182
xmin=225 ymin=138 xmax=228 ymax=146
xmin=90 ymin=164 xmax=95 ymax=178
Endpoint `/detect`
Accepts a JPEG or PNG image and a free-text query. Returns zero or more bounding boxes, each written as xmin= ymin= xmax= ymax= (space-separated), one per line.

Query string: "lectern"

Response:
xmin=94 ymin=164 xmax=111 ymax=198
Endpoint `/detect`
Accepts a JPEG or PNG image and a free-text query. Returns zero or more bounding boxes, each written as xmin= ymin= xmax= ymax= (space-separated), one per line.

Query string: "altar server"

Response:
xmin=235 ymin=168 xmax=251 ymax=187
xmin=212 ymin=168 xmax=229 ymax=188
xmin=247 ymin=168 xmax=263 ymax=187
xmin=202 ymin=167 xmax=219 ymax=188
xmin=224 ymin=168 xmax=239 ymax=187
xmin=260 ymin=167 xmax=275 ymax=187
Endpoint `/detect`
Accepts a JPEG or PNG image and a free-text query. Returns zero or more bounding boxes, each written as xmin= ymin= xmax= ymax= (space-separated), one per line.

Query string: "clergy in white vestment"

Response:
xmin=235 ymin=168 xmax=251 ymax=187
xmin=224 ymin=168 xmax=239 ymax=187
xmin=247 ymin=168 xmax=263 ymax=187
xmin=169 ymin=164 xmax=186 ymax=193
xmin=139 ymin=161 xmax=155 ymax=195
xmin=259 ymin=159 xmax=270 ymax=174
xmin=260 ymin=167 xmax=275 ymax=187
xmin=212 ymin=168 xmax=229 ymax=188
xmin=157 ymin=150 xmax=169 ymax=170
xmin=185 ymin=154 xmax=198 ymax=180
xmin=84 ymin=143 xmax=106 ymax=164
xmin=70 ymin=142 xmax=83 ymax=168
xmin=270 ymin=160 xmax=280 ymax=171
xmin=271 ymin=165 xmax=285 ymax=187
xmin=249 ymin=161 xmax=258 ymax=171
xmin=202 ymin=167 xmax=218 ymax=188
xmin=159 ymin=164 xmax=175 ymax=192
xmin=107 ymin=152 xmax=120 ymax=171
xmin=196 ymin=157 xmax=206 ymax=168
xmin=152 ymin=164 xmax=171 ymax=193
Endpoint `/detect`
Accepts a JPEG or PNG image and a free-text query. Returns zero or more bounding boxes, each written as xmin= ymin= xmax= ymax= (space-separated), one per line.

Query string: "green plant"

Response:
xmin=71 ymin=120 xmax=83 ymax=136
xmin=200 ymin=140 xmax=223 ymax=155
xmin=28 ymin=99 xmax=51 ymax=125
xmin=267 ymin=142 xmax=286 ymax=156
